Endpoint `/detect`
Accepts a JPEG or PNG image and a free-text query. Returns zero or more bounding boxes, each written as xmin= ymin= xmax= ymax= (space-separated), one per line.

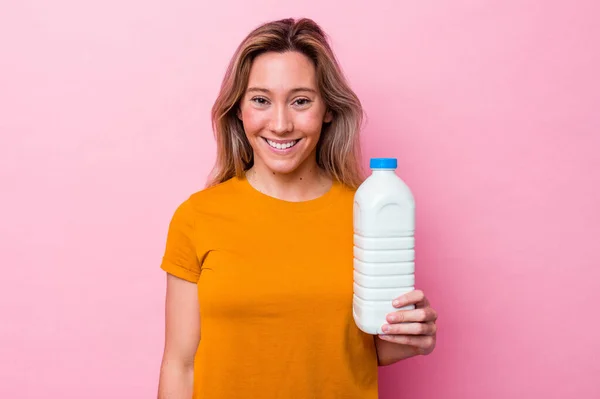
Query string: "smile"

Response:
xmin=263 ymin=138 xmax=301 ymax=150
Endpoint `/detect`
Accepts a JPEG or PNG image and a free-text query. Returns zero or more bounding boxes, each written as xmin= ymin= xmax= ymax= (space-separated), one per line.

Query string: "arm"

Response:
xmin=158 ymin=273 xmax=201 ymax=399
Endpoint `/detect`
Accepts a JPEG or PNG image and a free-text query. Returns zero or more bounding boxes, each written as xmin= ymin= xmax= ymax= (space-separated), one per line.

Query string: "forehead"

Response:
xmin=247 ymin=51 xmax=317 ymax=90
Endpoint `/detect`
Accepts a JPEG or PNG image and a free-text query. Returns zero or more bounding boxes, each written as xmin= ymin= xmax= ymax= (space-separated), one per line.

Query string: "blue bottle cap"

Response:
xmin=369 ymin=157 xmax=397 ymax=169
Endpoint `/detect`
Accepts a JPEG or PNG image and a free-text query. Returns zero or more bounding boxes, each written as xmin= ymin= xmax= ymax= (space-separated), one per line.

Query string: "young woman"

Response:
xmin=158 ymin=17 xmax=438 ymax=399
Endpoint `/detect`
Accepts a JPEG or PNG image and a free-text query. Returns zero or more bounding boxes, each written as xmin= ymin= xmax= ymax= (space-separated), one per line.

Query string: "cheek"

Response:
xmin=240 ymin=109 xmax=266 ymax=136
xmin=295 ymin=112 xmax=326 ymax=136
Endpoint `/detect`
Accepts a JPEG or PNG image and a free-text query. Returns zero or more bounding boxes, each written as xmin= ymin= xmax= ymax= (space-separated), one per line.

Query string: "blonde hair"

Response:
xmin=207 ymin=18 xmax=365 ymax=189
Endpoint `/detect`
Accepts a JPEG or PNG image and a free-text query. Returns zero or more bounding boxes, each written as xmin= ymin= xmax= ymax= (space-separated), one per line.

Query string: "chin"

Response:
xmin=262 ymin=159 xmax=303 ymax=175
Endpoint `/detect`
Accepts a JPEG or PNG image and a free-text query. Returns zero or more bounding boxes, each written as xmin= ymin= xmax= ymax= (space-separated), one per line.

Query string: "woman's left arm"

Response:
xmin=374 ymin=290 xmax=438 ymax=367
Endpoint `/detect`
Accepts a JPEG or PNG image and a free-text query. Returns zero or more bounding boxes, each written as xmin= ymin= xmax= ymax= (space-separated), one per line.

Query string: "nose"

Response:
xmin=268 ymin=105 xmax=293 ymax=135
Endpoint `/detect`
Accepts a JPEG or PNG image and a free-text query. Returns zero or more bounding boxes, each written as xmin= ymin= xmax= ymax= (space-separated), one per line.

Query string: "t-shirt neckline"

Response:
xmin=234 ymin=174 xmax=343 ymax=213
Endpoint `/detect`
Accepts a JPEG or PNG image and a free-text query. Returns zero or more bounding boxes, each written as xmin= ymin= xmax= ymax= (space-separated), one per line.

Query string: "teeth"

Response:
xmin=266 ymin=139 xmax=298 ymax=150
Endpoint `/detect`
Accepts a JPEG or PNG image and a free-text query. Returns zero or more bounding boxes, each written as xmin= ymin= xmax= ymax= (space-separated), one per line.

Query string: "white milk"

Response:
xmin=353 ymin=158 xmax=416 ymax=335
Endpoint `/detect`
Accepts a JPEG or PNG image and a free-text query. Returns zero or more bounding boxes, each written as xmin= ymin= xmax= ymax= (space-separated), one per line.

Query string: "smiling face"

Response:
xmin=237 ymin=51 xmax=332 ymax=177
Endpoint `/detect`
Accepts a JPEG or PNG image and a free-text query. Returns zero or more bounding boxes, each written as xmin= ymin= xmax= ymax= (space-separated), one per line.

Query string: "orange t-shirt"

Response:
xmin=160 ymin=175 xmax=379 ymax=398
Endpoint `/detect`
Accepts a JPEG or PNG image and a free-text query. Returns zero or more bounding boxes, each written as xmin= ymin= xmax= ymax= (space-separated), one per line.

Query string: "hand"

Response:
xmin=378 ymin=289 xmax=438 ymax=356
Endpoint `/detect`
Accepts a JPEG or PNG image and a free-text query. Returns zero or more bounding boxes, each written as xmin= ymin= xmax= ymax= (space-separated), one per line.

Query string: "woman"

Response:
xmin=158 ymin=17 xmax=437 ymax=398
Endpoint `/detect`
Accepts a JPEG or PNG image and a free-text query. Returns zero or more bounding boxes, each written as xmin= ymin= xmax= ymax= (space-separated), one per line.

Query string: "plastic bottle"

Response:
xmin=352 ymin=157 xmax=416 ymax=335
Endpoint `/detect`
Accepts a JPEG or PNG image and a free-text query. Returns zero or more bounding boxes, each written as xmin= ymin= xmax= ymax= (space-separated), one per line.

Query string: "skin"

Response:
xmin=237 ymin=51 xmax=333 ymax=201
xmin=376 ymin=289 xmax=438 ymax=366
xmin=158 ymin=275 xmax=200 ymax=398
xmin=158 ymin=51 xmax=437 ymax=397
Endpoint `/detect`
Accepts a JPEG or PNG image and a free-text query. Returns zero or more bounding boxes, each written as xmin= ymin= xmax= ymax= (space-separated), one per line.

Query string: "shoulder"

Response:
xmin=188 ymin=177 xmax=240 ymax=203
xmin=338 ymin=181 xmax=357 ymax=195
xmin=310 ymin=180 xmax=356 ymax=215
xmin=334 ymin=180 xmax=357 ymax=201
xmin=175 ymin=177 xmax=244 ymax=216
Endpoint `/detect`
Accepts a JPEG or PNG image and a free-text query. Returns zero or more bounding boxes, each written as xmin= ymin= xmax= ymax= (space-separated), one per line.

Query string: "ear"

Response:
xmin=323 ymin=109 xmax=333 ymax=123
xmin=237 ymin=107 xmax=242 ymax=121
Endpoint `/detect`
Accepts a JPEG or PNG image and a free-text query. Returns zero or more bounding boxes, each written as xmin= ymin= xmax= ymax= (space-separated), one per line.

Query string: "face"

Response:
xmin=237 ymin=51 xmax=332 ymax=176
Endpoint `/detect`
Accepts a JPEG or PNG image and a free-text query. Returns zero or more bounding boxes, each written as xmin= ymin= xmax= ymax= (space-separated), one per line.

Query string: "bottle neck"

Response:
xmin=371 ymin=169 xmax=396 ymax=174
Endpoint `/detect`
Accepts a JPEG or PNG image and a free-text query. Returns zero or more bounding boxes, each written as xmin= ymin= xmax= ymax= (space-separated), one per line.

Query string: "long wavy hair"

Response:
xmin=206 ymin=18 xmax=365 ymax=189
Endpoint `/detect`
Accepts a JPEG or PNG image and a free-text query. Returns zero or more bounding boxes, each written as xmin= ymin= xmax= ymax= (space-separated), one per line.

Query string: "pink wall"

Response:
xmin=1 ymin=1 xmax=598 ymax=398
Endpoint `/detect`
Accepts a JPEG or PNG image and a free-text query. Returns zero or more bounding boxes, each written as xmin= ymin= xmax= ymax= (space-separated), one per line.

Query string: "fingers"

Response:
xmin=381 ymin=321 xmax=436 ymax=335
xmin=383 ymin=289 xmax=438 ymax=356
xmin=378 ymin=334 xmax=436 ymax=354
xmin=386 ymin=307 xmax=438 ymax=324
xmin=393 ymin=289 xmax=427 ymax=308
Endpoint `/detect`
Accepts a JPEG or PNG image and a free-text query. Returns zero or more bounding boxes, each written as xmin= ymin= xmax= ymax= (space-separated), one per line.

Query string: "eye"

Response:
xmin=293 ymin=98 xmax=312 ymax=107
xmin=250 ymin=96 xmax=269 ymax=106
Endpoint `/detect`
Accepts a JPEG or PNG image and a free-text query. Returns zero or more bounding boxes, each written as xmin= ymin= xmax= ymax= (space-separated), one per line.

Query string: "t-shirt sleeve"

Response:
xmin=160 ymin=199 xmax=201 ymax=283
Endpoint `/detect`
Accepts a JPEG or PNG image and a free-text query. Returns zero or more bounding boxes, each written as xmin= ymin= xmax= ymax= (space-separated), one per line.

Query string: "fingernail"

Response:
xmin=393 ymin=300 xmax=401 ymax=307
xmin=387 ymin=315 xmax=397 ymax=323
xmin=382 ymin=324 xmax=390 ymax=333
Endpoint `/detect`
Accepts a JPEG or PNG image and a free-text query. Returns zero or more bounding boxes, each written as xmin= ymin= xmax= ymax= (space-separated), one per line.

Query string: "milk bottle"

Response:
xmin=353 ymin=158 xmax=416 ymax=335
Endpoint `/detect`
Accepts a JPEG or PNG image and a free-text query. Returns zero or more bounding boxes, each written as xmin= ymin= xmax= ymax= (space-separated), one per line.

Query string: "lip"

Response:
xmin=261 ymin=137 xmax=302 ymax=154
xmin=261 ymin=137 xmax=301 ymax=144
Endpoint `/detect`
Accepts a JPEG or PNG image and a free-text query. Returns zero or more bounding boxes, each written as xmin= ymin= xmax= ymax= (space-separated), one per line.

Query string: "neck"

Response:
xmin=246 ymin=158 xmax=332 ymax=202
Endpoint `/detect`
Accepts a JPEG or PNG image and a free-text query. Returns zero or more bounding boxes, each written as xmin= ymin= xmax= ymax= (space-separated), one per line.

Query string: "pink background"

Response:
xmin=1 ymin=1 xmax=599 ymax=398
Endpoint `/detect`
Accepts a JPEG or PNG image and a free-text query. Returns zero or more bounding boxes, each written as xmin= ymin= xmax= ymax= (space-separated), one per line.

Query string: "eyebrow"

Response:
xmin=246 ymin=87 xmax=318 ymax=94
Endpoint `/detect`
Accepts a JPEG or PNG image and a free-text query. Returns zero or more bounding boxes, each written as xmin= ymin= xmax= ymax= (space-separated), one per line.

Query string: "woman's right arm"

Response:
xmin=158 ymin=273 xmax=201 ymax=399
